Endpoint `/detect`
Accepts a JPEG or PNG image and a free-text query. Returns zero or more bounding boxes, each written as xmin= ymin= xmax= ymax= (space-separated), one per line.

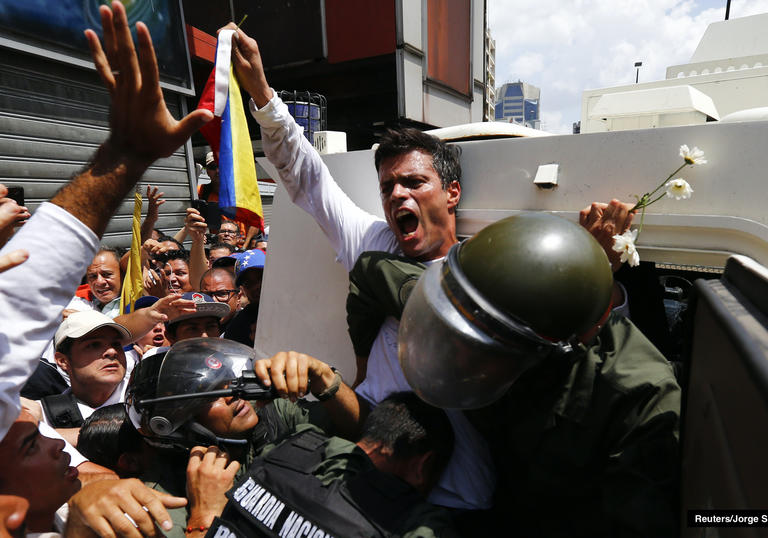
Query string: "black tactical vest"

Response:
xmin=206 ymin=429 xmax=422 ymax=538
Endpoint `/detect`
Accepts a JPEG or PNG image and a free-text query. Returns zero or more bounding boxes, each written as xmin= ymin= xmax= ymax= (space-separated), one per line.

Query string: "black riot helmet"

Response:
xmin=398 ymin=212 xmax=613 ymax=410
xmin=126 ymin=338 xmax=273 ymax=449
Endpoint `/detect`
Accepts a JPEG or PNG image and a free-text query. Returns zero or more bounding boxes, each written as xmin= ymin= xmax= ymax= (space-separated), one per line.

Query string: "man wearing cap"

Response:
xmin=165 ymin=292 xmax=230 ymax=344
xmin=35 ymin=311 xmax=131 ymax=444
xmin=222 ymin=249 xmax=265 ymax=346
xmin=233 ymin=249 xmax=266 ymax=305
xmin=138 ymin=292 xmax=230 ymax=392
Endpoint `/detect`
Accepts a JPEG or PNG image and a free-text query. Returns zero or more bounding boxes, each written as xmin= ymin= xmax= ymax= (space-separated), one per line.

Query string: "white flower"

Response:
xmin=665 ymin=178 xmax=694 ymax=200
xmin=679 ymin=144 xmax=707 ymax=165
xmin=612 ymin=229 xmax=640 ymax=267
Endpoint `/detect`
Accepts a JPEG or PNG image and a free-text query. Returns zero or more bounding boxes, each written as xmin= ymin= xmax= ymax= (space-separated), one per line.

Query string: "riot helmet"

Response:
xmin=399 ymin=212 xmax=613 ymax=409
xmin=126 ymin=337 xmax=272 ymax=449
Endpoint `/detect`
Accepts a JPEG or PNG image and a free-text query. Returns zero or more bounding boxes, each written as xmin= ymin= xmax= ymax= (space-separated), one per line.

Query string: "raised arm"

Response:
xmin=54 ymin=2 xmax=210 ymax=235
xmin=140 ymin=185 xmax=166 ymax=244
xmin=0 ymin=0 xmax=211 ymax=440
xmin=183 ymin=207 xmax=209 ymax=289
xmin=228 ymin=25 xmax=394 ymax=270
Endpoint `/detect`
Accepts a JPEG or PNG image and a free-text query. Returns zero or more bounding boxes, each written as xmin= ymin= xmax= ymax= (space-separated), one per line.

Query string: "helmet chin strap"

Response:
xmin=184 ymin=421 xmax=249 ymax=447
xmin=144 ymin=421 xmax=249 ymax=451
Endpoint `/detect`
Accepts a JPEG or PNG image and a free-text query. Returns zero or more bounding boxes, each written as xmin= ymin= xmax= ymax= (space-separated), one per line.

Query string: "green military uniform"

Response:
xmin=222 ymin=423 xmax=458 ymax=538
xmin=141 ymin=398 xmax=328 ymax=537
xmin=346 ymin=251 xmax=426 ymax=357
xmin=347 ymin=250 xmax=681 ymax=537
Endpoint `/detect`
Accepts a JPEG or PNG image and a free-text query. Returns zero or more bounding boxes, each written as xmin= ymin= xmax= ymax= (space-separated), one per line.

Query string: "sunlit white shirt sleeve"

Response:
xmin=0 ymin=202 xmax=99 ymax=440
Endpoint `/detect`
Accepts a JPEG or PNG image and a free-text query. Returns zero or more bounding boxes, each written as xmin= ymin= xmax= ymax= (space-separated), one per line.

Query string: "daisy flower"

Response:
xmin=679 ymin=145 xmax=707 ymax=165
xmin=665 ymin=178 xmax=694 ymax=200
xmin=612 ymin=229 xmax=640 ymax=267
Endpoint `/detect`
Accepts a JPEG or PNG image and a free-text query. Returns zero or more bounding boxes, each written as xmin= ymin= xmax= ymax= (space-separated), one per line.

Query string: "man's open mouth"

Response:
xmin=395 ymin=209 xmax=419 ymax=238
xmin=234 ymin=400 xmax=248 ymax=417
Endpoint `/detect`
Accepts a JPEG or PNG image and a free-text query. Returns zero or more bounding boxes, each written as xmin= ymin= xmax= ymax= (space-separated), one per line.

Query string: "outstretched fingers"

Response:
xmin=98 ymin=4 xmax=118 ymax=71
xmin=85 ymin=29 xmax=116 ymax=93
xmin=136 ymin=22 xmax=160 ymax=100
xmin=83 ymin=0 xmax=212 ymax=166
xmin=110 ymin=0 xmax=141 ymax=92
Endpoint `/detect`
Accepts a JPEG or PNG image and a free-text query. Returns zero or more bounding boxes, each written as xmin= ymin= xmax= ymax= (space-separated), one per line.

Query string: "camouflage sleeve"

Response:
xmin=346 ymin=251 xmax=426 ymax=357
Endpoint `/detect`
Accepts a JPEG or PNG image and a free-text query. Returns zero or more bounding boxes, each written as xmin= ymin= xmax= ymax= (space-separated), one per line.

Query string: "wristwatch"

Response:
xmin=315 ymin=367 xmax=342 ymax=401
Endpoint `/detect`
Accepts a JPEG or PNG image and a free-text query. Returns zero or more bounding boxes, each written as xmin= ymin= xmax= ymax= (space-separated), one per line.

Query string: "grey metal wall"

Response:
xmin=261 ymin=196 xmax=273 ymax=230
xmin=0 ymin=49 xmax=193 ymax=248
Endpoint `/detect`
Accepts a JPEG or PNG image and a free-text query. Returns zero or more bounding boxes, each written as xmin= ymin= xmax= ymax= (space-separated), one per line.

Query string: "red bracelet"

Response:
xmin=185 ymin=525 xmax=209 ymax=533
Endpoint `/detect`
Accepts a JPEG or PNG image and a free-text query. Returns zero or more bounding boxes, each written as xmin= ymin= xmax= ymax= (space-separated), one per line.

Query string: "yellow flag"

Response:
xmin=120 ymin=191 xmax=144 ymax=314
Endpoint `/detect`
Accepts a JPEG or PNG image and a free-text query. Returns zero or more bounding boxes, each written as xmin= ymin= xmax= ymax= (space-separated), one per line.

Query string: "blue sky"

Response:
xmin=489 ymin=0 xmax=768 ymax=133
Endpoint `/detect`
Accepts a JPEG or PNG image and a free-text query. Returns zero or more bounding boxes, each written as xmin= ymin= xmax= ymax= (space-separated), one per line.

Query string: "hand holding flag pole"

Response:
xmin=197 ymin=25 xmax=264 ymax=231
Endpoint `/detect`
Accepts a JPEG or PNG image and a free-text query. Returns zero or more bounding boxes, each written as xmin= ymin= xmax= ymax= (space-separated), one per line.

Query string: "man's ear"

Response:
xmin=446 ymin=181 xmax=461 ymax=211
xmin=408 ymin=450 xmax=436 ymax=493
xmin=54 ymin=351 xmax=71 ymax=374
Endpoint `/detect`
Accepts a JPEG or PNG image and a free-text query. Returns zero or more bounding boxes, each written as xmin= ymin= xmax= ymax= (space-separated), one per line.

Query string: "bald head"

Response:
xmin=200 ymin=268 xmax=239 ymax=323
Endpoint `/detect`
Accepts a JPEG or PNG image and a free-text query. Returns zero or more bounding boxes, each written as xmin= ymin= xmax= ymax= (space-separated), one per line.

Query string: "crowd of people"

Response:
xmin=0 ymin=2 xmax=682 ymax=537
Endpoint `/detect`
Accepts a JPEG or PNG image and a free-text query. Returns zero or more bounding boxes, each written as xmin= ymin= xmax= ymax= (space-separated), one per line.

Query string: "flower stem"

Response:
xmin=630 ymin=162 xmax=688 ymax=211
xmin=638 ymin=206 xmax=646 ymax=233
xmin=647 ymin=191 xmax=668 ymax=206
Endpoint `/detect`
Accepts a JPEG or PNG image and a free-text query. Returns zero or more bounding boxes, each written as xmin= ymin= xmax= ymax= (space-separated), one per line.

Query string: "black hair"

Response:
xmin=77 ymin=404 xmax=144 ymax=474
xmin=156 ymin=249 xmax=190 ymax=265
xmin=209 ymin=242 xmax=235 ymax=254
xmin=374 ymin=127 xmax=462 ymax=189
xmin=360 ymin=391 xmax=454 ymax=476
xmin=157 ymin=235 xmax=185 ymax=251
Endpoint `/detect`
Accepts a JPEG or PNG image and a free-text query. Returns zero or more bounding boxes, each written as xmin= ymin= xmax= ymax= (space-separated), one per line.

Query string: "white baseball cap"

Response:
xmin=54 ymin=310 xmax=131 ymax=350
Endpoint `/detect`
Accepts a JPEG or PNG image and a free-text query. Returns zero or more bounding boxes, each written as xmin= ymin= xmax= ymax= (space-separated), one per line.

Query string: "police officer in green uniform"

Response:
xmin=127 ymin=339 xmax=335 ymax=536
xmin=209 ymin=392 xmax=458 ymax=538
xmin=126 ymin=339 xmax=458 ymax=537
xmin=347 ymin=212 xmax=681 ymax=537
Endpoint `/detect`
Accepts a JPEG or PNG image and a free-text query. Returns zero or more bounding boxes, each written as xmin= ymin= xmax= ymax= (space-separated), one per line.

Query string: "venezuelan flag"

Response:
xmin=198 ymin=29 xmax=264 ymax=230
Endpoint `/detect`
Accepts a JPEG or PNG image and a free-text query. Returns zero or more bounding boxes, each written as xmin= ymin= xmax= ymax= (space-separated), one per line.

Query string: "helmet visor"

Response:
xmin=398 ymin=262 xmax=548 ymax=409
xmin=142 ymin=338 xmax=254 ymax=437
